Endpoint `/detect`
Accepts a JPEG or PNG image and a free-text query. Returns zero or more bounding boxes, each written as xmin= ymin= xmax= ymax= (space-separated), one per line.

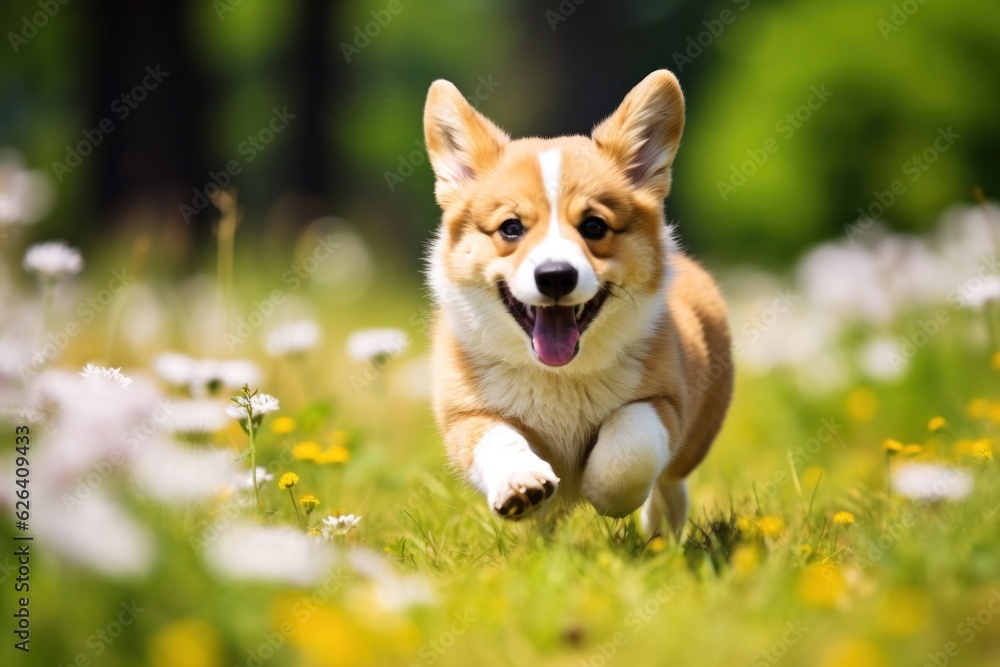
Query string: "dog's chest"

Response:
xmin=476 ymin=359 xmax=645 ymax=480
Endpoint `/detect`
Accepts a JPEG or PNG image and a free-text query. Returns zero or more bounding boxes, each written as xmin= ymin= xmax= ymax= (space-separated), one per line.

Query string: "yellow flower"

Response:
xmin=148 ymin=619 xmax=222 ymax=667
xmin=316 ymin=444 xmax=350 ymax=464
xmin=798 ymin=544 xmax=813 ymax=559
xmin=956 ymin=438 xmax=993 ymax=461
xmin=730 ymin=544 xmax=760 ymax=576
xmin=845 ymin=387 xmax=878 ymax=422
xmin=819 ymin=639 xmax=886 ymax=667
xmin=270 ymin=416 xmax=296 ymax=435
xmin=833 ymin=511 xmax=855 ymax=525
xmin=883 ymin=438 xmax=904 ymax=453
xmin=967 ymin=398 xmax=990 ymax=420
xmin=278 ymin=472 xmax=299 ymax=489
xmin=927 ymin=416 xmax=947 ymax=432
xmin=902 ymin=444 xmax=923 ymax=456
xmin=758 ymin=515 xmax=786 ymax=538
xmin=992 ymin=351 xmax=1000 ymax=370
xmin=647 ymin=536 xmax=667 ymax=553
xmin=797 ymin=563 xmax=846 ymax=608
xmin=299 ymin=493 xmax=320 ymax=514
xmin=292 ymin=441 xmax=322 ymax=461
xmin=878 ymin=586 xmax=930 ymax=637
xmin=989 ymin=403 xmax=1000 ymax=425
xmin=735 ymin=517 xmax=754 ymax=534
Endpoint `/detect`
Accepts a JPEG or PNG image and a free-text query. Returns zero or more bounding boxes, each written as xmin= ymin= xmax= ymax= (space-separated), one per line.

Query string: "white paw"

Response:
xmin=487 ymin=464 xmax=559 ymax=519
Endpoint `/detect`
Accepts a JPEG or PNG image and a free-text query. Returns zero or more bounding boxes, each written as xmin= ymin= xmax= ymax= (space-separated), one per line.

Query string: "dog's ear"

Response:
xmin=424 ymin=79 xmax=509 ymax=208
xmin=591 ymin=70 xmax=685 ymax=198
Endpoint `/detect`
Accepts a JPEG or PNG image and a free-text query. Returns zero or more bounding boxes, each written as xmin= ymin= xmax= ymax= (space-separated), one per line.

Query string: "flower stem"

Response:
xmin=289 ymin=488 xmax=305 ymax=528
xmin=248 ymin=413 xmax=259 ymax=514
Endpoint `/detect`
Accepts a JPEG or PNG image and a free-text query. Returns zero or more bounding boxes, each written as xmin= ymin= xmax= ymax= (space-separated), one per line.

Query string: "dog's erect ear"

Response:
xmin=591 ymin=70 xmax=685 ymax=198
xmin=424 ymin=79 xmax=509 ymax=208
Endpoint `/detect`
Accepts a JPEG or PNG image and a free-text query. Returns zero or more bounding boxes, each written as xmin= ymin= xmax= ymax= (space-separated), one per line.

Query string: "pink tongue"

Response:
xmin=532 ymin=306 xmax=580 ymax=366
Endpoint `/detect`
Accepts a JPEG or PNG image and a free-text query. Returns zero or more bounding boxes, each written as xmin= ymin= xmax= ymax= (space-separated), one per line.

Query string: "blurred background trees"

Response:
xmin=1 ymin=0 xmax=997 ymax=269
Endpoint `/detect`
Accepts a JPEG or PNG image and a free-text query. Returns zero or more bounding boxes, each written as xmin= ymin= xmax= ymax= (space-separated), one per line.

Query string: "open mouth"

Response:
xmin=498 ymin=281 xmax=608 ymax=367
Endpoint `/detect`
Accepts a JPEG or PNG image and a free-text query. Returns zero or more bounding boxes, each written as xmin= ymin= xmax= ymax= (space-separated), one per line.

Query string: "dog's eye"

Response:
xmin=499 ymin=219 xmax=524 ymax=240
xmin=579 ymin=216 xmax=608 ymax=240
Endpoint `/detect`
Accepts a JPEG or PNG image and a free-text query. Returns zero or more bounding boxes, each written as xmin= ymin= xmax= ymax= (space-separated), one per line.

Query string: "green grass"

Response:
xmin=4 ymin=234 xmax=1000 ymax=667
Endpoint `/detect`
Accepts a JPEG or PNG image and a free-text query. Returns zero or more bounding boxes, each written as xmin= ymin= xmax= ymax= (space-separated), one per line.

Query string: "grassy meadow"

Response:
xmin=2 ymin=200 xmax=1000 ymax=667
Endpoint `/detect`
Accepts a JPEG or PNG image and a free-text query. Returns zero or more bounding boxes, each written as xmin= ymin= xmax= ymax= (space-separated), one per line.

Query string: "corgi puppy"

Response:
xmin=423 ymin=70 xmax=732 ymax=535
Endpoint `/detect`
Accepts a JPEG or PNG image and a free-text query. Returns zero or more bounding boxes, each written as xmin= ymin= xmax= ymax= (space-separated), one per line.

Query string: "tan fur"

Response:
xmin=423 ymin=71 xmax=732 ymax=534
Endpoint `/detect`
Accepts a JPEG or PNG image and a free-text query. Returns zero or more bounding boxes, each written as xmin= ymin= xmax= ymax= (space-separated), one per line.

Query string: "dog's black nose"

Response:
xmin=535 ymin=261 xmax=578 ymax=299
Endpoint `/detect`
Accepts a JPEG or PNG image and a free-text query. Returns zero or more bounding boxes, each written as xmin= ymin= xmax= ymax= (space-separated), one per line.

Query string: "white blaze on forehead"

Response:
xmin=507 ymin=148 xmax=599 ymax=305
xmin=538 ymin=148 xmax=562 ymax=240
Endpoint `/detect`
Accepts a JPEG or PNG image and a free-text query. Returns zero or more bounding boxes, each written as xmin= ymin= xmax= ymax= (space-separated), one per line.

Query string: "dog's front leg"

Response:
xmin=581 ymin=401 xmax=673 ymax=519
xmin=447 ymin=417 xmax=559 ymax=519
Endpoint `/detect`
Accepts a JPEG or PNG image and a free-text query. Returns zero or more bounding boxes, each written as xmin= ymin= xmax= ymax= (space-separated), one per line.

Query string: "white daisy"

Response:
xmin=959 ymin=276 xmax=1000 ymax=309
xmin=226 ymin=393 xmax=280 ymax=422
xmin=204 ymin=524 xmax=334 ymax=586
xmin=164 ymin=399 xmax=229 ymax=435
xmin=346 ymin=328 xmax=409 ymax=362
xmin=891 ymin=463 xmax=973 ymax=502
xmin=153 ymin=352 xmax=198 ymax=387
xmin=318 ymin=514 xmax=362 ymax=539
xmin=0 ymin=149 xmax=54 ymax=226
xmin=79 ymin=364 xmax=133 ymax=389
xmin=23 ymin=241 xmax=84 ymax=280
xmin=231 ymin=466 xmax=273 ymax=491
xmin=265 ymin=319 xmax=320 ymax=357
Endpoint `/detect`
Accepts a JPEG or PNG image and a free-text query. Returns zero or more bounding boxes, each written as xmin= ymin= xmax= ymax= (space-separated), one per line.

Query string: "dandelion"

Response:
xmin=797 ymin=563 xmax=846 ymax=608
xmin=883 ymin=438 xmax=904 ymax=453
xmin=845 ymin=387 xmax=877 ymax=422
xmin=319 ymin=514 xmax=362 ymax=539
xmin=730 ymin=545 xmax=760 ymax=576
xmin=346 ymin=328 xmax=409 ymax=363
xmin=292 ymin=442 xmax=322 ymax=461
xmin=891 ymin=462 xmax=973 ymax=502
xmin=758 ymin=515 xmax=786 ymax=538
xmin=647 ymin=536 xmax=667 ymax=553
xmin=266 ymin=319 xmax=320 ymax=357
xmin=316 ymin=444 xmax=350 ymax=464
xmin=278 ymin=473 xmax=304 ymax=528
xmin=227 ymin=385 xmax=280 ymax=512
xmin=22 ymin=240 xmax=83 ymax=280
xmin=902 ymin=444 xmax=923 ymax=456
xmin=798 ymin=544 xmax=813 ymax=559
xmin=79 ymin=364 xmax=133 ymax=390
xmin=927 ymin=416 xmax=947 ymax=432
xmin=270 ymin=416 xmax=296 ymax=435
xmin=955 ymin=439 xmax=993 ymax=462
xmin=833 ymin=511 xmax=855 ymax=525
xmin=966 ymin=398 xmax=989 ymax=420
xmin=299 ymin=494 xmax=320 ymax=515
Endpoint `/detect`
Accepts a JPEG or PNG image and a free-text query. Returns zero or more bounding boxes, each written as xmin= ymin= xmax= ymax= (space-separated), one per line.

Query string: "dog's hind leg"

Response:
xmin=641 ymin=478 xmax=688 ymax=540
